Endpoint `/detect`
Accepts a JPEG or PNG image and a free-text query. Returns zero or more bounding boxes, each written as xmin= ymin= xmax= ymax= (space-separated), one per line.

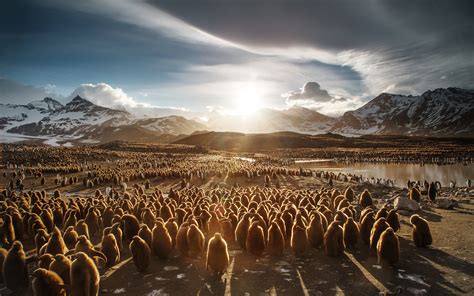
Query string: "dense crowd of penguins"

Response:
xmin=5 ymin=152 xmax=385 ymax=195
xmin=0 ymin=144 xmax=439 ymax=295
xmin=0 ymin=181 xmax=433 ymax=296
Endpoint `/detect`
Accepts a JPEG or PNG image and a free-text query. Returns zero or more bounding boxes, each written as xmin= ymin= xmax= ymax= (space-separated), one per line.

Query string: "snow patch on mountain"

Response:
xmin=0 ymin=95 xmax=206 ymax=144
xmin=331 ymin=88 xmax=474 ymax=137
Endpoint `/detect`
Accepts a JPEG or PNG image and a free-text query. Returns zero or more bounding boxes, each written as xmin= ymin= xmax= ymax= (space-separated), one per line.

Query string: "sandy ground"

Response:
xmin=1 ymin=167 xmax=473 ymax=296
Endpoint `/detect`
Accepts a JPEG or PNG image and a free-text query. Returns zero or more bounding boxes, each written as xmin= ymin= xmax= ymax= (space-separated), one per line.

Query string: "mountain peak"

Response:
xmin=27 ymin=97 xmax=64 ymax=111
xmin=422 ymin=87 xmax=473 ymax=97
xmin=332 ymin=87 xmax=474 ymax=137
xmin=64 ymin=95 xmax=96 ymax=111
xmin=284 ymin=105 xmax=334 ymax=120
xmin=70 ymin=95 xmax=92 ymax=104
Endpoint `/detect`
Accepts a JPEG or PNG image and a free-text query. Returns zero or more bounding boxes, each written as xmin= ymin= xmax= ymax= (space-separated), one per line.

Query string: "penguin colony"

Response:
xmin=0 ymin=146 xmax=439 ymax=296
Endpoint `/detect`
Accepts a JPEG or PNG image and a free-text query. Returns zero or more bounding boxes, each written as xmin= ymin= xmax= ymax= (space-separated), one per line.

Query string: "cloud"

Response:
xmin=285 ymin=82 xmax=332 ymax=103
xmin=338 ymin=40 xmax=474 ymax=95
xmin=159 ymin=59 xmax=363 ymax=111
xmin=40 ymin=0 xmax=474 ymax=98
xmin=68 ymin=83 xmax=194 ymax=118
xmin=72 ymin=0 xmax=471 ymax=96
xmin=283 ymin=82 xmax=366 ymax=117
xmin=41 ymin=0 xmax=236 ymax=48
xmin=69 ymin=83 xmax=138 ymax=108
xmin=0 ymin=78 xmax=64 ymax=104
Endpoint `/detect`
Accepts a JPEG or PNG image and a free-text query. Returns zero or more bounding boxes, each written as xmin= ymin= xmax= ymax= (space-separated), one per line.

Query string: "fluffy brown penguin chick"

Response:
xmin=324 ymin=221 xmax=344 ymax=257
xmin=206 ymin=233 xmax=230 ymax=276
xmin=32 ymin=268 xmax=67 ymax=296
xmin=70 ymin=252 xmax=100 ymax=296
xmin=410 ymin=214 xmax=432 ymax=247
xmin=246 ymin=221 xmax=265 ymax=256
xmin=3 ymin=241 xmax=29 ymax=293
xmin=267 ymin=221 xmax=285 ymax=256
xmin=377 ymin=227 xmax=400 ymax=266
xmin=130 ymin=235 xmax=151 ymax=273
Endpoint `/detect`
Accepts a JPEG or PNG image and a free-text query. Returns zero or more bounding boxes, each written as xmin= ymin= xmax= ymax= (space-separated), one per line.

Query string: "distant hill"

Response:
xmin=207 ymin=106 xmax=336 ymax=134
xmin=173 ymin=131 xmax=474 ymax=152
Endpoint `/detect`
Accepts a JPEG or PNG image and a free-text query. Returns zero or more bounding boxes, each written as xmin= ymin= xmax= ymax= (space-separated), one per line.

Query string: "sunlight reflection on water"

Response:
xmin=292 ymin=161 xmax=473 ymax=187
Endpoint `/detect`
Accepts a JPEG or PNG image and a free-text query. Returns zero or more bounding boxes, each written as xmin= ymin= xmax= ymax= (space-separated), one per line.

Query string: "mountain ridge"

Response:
xmin=1 ymin=87 xmax=473 ymax=145
xmin=330 ymin=87 xmax=474 ymax=137
xmin=1 ymin=95 xmax=206 ymax=144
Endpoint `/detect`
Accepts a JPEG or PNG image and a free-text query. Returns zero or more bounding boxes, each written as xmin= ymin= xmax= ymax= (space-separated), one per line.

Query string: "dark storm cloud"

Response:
xmin=150 ymin=0 xmax=474 ymax=94
xmin=151 ymin=0 xmax=473 ymax=51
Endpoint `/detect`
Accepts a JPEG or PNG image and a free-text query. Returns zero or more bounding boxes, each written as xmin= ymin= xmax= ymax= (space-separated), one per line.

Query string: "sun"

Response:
xmin=234 ymin=83 xmax=263 ymax=116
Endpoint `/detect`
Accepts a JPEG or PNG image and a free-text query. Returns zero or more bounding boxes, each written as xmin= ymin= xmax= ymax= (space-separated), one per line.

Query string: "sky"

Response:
xmin=0 ymin=0 xmax=473 ymax=117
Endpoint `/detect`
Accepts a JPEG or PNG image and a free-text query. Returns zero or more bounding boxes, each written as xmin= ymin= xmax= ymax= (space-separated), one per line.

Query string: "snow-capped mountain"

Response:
xmin=0 ymin=97 xmax=62 ymax=130
xmin=1 ymin=87 xmax=472 ymax=145
xmin=331 ymin=88 xmax=474 ymax=137
xmin=1 ymin=96 xmax=207 ymax=144
xmin=207 ymin=106 xmax=335 ymax=134
xmin=27 ymin=97 xmax=64 ymax=111
xmin=7 ymin=96 xmax=132 ymax=137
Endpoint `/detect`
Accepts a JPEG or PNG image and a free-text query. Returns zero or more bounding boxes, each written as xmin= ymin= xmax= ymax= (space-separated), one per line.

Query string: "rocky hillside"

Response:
xmin=331 ymin=88 xmax=474 ymax=137
xmin=0 ymin=96 xmax=207 ymax=144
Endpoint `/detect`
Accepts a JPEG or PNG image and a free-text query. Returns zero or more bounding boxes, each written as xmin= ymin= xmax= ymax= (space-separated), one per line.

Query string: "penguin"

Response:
xmin=3 ymin=241 xmax=29 ymax=293
xmin=38 ymin=253 xmax=55 ymax=269
xmin=85 ymin=208 xmax=100 ymax=238
xmin=291 ymin=224 xmax=308 ymax=257
xmin=410 ymin=214 xmax=432 ymax=247
xmin=360 ymin=212 xmax=376 ymax=245
xmin=101 ymin=233 xmax=120 ymax=267
xmin=359 ymin=190 xmax=373 ymax=208
xmin=176 ymin=222 xmax=190 ymax=256
xmin=370 ymin=218 xmax=390 ymax=252
xmin=187 ymin=224 xmax=205 ymax=256
xmin=206 ymin=233 xmax=230 ymax=276
xmin=267 ymin=221 xmax=285 ymax=256
xmin=49 ymin=254 xmax=72 ymax=286
xmin=151 ymin=221 xmax=173 ymax=259
xmin=386 ymin=209 xmax=400 ymax=232
xmin=35 ymin=228 xmax=50 ymax=256
xmin=307 ymin=214 xmax=324 ymax=248
xmin=343 ymin=217 xmax=359 ymax=249
xmin=344 ymin=187 xmax=355 ymax=203
xmin=45 ymin=226 xmax=68 ymax=255
xmin=129 ymin=235 xmax=151 ymax=273
xmin=409 ymin=187 xmax=421 ymax=203
xmin=235 ymin=213 xmax=251 ymax=250
xmin=0 ymin=247 xmax=7 ymax=283
xmin=377 ymin=227 xmax=400 ymax=266
xmin=70 ymin=252 xmax=100 ymax=296
xmin=75 ymin=220 xmax=90 ymax=240
xmin=63 ymin=226 xmax=79 ymax=250
xmin=428 ymin=182 xmax=437 ymax=202
xmin=246 ymin=221 xmax=265 ymax=256
xmin=324 ymin=221 xmax=344 ymax=257
xmin=122 ymin=214 xmax=140 ymax=242
xmin=32 ymin=268 xmax=67 ymax=296
xmin=74 ymin=235 xmax=107 ymax=265
xmin=138 ymin=224 xmax=153 ymax=248
xmin=165 ymin=218 xmax=179 ymax=249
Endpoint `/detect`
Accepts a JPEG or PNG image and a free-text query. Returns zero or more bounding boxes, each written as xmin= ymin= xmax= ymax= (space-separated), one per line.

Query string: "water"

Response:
xmin=291 ymin=160 xmax=474 ymax=188
xmin=234 ymin=156 xmax=256 ymax=163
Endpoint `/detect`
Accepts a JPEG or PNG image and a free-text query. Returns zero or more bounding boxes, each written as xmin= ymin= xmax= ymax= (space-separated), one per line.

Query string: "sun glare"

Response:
xmin=234 ymin=83 xmax=263 ymax=116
